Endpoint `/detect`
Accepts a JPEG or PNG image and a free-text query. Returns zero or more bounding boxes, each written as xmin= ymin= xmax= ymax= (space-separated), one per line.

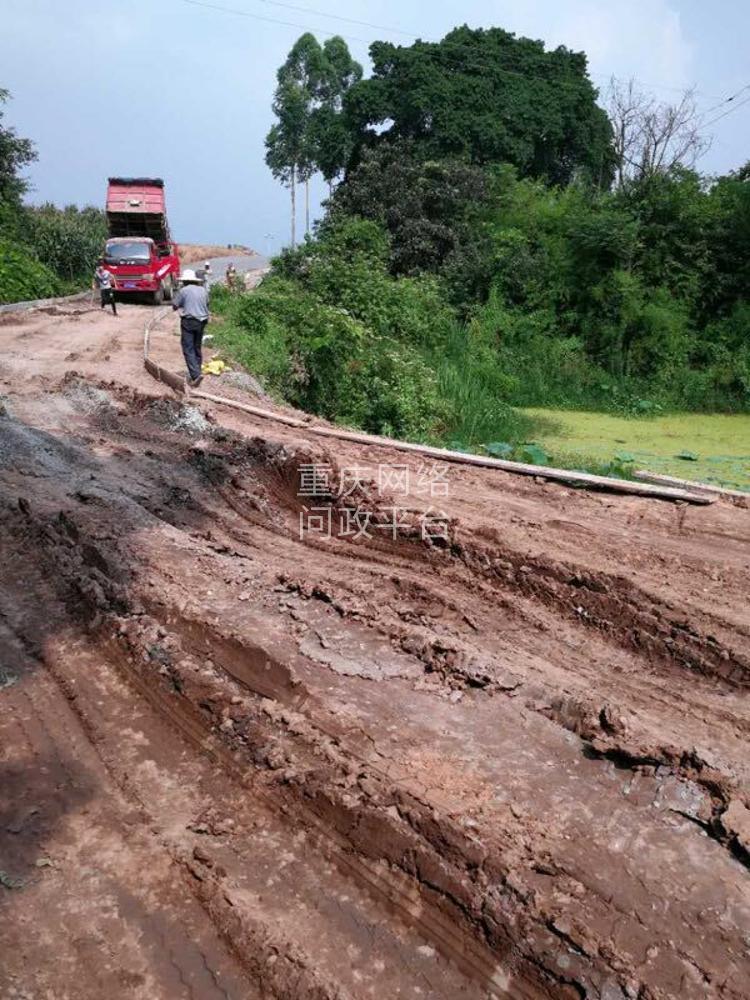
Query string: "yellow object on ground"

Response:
xmin=523 ymin=408 xmax=750 ymax=491
xmin=201 ymin=358 xmax=230 ymax=376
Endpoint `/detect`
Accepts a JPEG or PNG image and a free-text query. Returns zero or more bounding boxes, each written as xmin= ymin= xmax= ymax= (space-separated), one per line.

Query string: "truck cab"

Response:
xmin=104 ymin=178 xmax=181 ymax=304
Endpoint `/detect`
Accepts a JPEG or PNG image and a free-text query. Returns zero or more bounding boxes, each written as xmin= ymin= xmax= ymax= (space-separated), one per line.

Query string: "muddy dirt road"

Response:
xmin=1 ymin=300 xmax=749 ymax=999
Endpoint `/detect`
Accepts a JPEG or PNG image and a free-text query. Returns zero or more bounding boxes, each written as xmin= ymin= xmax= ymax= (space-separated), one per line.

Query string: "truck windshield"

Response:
xmin=105 ymin=241 xmax=152 ymax=264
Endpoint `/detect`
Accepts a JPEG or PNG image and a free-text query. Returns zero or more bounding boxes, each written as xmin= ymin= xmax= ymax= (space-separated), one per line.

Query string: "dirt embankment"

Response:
xmin=179 ymin=244 xmax=256 ymax=264
xmin=1 ymin=300 xmax=749 ymax=1000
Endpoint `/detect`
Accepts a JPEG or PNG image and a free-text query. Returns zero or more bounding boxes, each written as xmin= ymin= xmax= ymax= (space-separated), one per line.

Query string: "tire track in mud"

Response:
xmin=173 ymin=414 xmax=750 ymax=691
xmin=179 ymin=422 xmax=750 ymax=815
xmin=2 ymin=378 xmax=750 ymax=999
xmin=1 ymin=505 xmax=491 ymax=999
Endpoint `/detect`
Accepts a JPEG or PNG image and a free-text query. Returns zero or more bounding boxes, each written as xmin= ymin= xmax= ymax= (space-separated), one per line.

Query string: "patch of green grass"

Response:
xmin=209 ymin=315 xmax=292 ymax=401
xmin=429 ymin=322 xmax=562 ymax=451
xmin=523 ymin=408 xmax=750 ymax=490
xmin=432 ymin=361 xmax=552 ymax=450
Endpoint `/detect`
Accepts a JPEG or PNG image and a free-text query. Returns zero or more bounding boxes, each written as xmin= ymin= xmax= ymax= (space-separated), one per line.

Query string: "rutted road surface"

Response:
xmin=1 ymin=299 xmax=749 ymax=1000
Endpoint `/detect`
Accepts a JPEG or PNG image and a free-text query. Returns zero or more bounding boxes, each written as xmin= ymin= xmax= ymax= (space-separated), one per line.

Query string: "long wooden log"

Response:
xmin=144 ymin=356 xmax=185 ymax=394
xmin=634 ymin=470 xmax=748 ymax=499
xmin=307 ymin=425 xmax=713 ymax=503
xmin=189 ymin=388 xmax=714 ymax=504
xmin=191 ymin=389 xmax=307 ymax=428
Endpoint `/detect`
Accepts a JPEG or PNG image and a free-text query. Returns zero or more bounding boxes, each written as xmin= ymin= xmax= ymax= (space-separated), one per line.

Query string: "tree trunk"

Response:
xmin=290 ymin=165 xmax=296 ymax=249
xmin=305 ymin=178 xmax=310 ymax=236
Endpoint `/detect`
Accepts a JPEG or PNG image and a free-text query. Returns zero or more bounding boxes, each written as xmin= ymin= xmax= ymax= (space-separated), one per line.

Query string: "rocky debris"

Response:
xmin=721 ymin=799 xmax=750 ymax=853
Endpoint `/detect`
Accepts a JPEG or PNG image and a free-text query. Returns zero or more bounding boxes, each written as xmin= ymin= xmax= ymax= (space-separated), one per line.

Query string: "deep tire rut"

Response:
xmin=1 ymin=371 xmax=749 ymax=1000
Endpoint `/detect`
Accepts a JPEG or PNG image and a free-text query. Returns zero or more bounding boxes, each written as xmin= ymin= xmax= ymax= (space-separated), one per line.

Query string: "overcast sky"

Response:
xmin=2 ymin=0 xmax=748 ymax=251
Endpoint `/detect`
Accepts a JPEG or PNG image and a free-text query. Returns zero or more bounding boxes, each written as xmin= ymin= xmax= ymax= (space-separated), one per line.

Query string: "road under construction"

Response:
xmin=1 ymin=294 xmax=748 ymax=999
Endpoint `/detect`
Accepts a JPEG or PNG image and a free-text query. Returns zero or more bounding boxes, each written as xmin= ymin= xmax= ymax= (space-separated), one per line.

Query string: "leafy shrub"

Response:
xmin=212 ymin=274 xmax=443 ymax=440
xmin=276 ymin=216 xmax=457 ymax=348
xmin=0 ymin=238 xmax=60 ymax=303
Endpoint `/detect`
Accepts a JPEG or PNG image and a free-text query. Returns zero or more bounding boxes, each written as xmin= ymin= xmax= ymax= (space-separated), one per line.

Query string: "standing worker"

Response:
xmin=226 ymin=262 xmax=237 ymax=290
xmin=173 ymin=268 xmax=209 ymax=387
xmin=203 ymin=259 xmax=212 ymax=284
xmin=93 ymin=260 xmax=117 ymax=316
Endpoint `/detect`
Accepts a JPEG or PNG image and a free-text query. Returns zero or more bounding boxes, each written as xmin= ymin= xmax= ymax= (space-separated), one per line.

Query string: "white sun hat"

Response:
xmin=180 ymin=268 xmax=200 ymax=283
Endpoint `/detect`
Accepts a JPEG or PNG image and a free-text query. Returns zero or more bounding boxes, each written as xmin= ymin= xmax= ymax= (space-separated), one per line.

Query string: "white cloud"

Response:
xmin=553 ymin=0 xmax=694 ymax=91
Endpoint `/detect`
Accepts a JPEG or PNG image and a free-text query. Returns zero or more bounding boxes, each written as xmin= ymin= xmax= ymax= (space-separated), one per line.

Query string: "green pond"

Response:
xmin=522 ymin=409 xmax=750 ymax=491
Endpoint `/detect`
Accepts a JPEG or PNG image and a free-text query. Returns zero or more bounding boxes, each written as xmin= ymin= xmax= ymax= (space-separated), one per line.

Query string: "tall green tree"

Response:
xmin=344 ymin=26 xmax=614 ymax=186
xmin=310 ymin=37 xmax=362 ymax=192
xmin=265 ymin=34 xmax=326 ymax=245
xmin=266 ymin=79 xmax=306 ymax=248
xmin=267 ymin=35 xmax=362 ymax=242
xmin=0 ymin=88 xmax=37 ymax=236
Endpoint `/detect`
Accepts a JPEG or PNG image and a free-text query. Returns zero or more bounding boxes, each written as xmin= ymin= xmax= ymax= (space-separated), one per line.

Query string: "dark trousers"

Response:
xmin=100 ymin=288 xmax=117 ymax=315
xmin=180 ymin=316 xmax=207 ymax=381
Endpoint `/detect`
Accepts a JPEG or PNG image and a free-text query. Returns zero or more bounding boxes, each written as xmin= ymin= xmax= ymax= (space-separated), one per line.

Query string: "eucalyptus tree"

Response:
xmin=311 ymin=37 xmax=363 ymax=193
xmin=266 ymin=35 xmax=362 ymax=242
xmin=265 ymin=34 xmax=325 ymax=245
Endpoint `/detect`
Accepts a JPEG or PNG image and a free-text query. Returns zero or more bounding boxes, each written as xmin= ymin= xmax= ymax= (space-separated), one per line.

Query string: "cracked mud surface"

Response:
xmin=1 ymin=302 xmax=749 ymax=999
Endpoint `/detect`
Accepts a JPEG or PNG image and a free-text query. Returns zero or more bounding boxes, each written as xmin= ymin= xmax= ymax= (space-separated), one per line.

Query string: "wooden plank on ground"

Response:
xmin=307 ymin=425 xmax=715 ymax=504
xmin=634 ymin=470 xmax=749 ymax=499
xmin=191 ymin=389 xmax=307 ymax=428
xmin=144 ymin=357 xmax=185 ymax=394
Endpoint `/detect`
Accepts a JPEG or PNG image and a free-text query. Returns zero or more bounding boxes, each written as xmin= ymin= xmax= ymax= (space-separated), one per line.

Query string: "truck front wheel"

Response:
xmin=152 ymin=284 xmax=165 ymax=306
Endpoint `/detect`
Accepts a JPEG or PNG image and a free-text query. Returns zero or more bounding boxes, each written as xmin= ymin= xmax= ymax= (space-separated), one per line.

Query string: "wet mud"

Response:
xmin=1 ymin=304 xmax=749 ymax=999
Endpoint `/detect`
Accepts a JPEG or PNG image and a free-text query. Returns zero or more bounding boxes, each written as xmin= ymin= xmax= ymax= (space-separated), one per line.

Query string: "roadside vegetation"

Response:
xmin=213 ymin=26 xmax=750 ymax=477
xmin=211 ymin=224 xmax=544 ymax=445
xmin=0 ymin=88 xmax=105 ymax=303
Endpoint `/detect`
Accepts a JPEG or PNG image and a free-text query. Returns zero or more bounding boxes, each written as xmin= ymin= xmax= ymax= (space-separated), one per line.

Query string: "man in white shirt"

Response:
xmin=93 ymin=261 xmax=117 ymax=316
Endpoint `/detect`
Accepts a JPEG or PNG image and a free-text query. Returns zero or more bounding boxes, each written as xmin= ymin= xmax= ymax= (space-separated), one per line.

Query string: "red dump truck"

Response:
xmin=103 ymin=177 xmax=181 ymax=304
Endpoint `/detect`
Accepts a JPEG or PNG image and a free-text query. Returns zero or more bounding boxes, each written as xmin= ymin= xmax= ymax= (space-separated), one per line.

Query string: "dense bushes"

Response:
xmin=212 ymin=254 xmax=445 ymax=440
xmin=319 ymin=153 xmax=748 ymax=417
xmin=442 ymin=164 xmax=750 ymax=413
xmin=0 ymin=238 xmax=60 ymax=303
xmin=211 ymin=218 xmax=537 ymax=444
